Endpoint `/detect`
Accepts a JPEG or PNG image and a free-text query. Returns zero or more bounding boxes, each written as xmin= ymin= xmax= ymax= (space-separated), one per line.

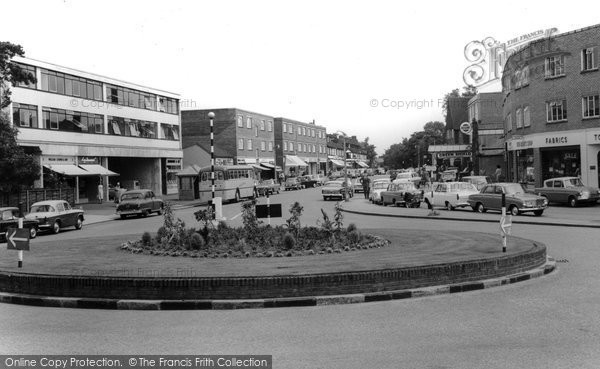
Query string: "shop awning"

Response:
xmin=79 ymin=164 xmax=119 ymax=176
xmin=260 ymin=162 xmax=275 ymax=169
xmin=329 ymin=159 xmax=346 ymax=167
xmin=252 ymin=164 xmax=266 ymax=170
xmin=285 ymin=155 xmax=308 ymax=167
xmin=44 ymin=164 xmax=91 ymax=176
xmin=357 ymin=161 xmax=369 ymax=168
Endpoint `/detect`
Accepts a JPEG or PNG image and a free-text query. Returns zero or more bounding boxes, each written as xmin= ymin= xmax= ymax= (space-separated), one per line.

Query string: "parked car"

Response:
xmin=535 ymin=177 xmax=600 ymax=207
xmin=461 ymin=176 xmax=493 ymax=191
xmin=25 ymin=200 xmax=84 ymax=234
xmin=116 ymin=189 xmax=163 ymax=219
xmin=423 ymin=182 xmax=479 ymax=210
xmin=322 ymin=180 xmax=353 ymax=201
xmin=394 ymin=171 xmax=421 ymax=187
xmin=352 ymin=177 xmax=364 ymax=193
xmin=468 ymin=183 xmax=548 ymax=216
xmin=369 ymin=178 xmax=392 ymax=204
xmin=314 ymin=174 xmax=328 ymax=186
xmin=0 ymin=207 xmax=39 ymax=241
xmin=380 ymin=181 xmax=422 ymax=207
xmin=256 ymin=179 xmax=281 ymax=196
xmin=284 ymin=177 xmax=303 ymax=191
xmin=299 ymin=175 xmax=319 ymax=188
xmin=440 ymin=169 xmax=458 ymax=182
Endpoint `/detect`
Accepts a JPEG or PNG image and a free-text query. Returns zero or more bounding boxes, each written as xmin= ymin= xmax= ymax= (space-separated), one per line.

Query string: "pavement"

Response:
xmin=340 ymin=197 xmax=600 ymax=228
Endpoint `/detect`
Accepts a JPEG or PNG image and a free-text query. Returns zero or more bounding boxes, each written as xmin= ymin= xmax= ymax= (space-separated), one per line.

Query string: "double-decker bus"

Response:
xmin=198 ymin=165 xmax=257 ymax=203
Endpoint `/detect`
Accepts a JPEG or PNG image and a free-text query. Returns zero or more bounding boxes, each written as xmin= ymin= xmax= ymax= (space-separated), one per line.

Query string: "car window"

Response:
xmin=544 ymin=180 xmax=552 ymax=187
xmin=1 ymin=210 xmax=14 ymax=220
xmin=553 ymin=180 xmax=563 ymax=188
xmin=56 ymin=203 xmax=65 ymax=212
xmin=567 ymin=178 xmax=583 ymax=187
xmin=494 ymin=186 xmax=504 ymax=194
xmin=63 ymin=202 xmax=71 ymax=210
xmin=122 ymin=193 xmax=142 ymax=200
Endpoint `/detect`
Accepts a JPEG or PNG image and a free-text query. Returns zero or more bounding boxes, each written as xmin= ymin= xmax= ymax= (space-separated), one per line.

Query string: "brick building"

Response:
xmin=467 ymin=92 xmax=505 ymax=176
xmin=181 ymin=108 xmax=275 ymax=172
xmin=273 ymin=118 xmax=327 ymax=176
xmin=502 ymin=24 xmax=600 ymax=188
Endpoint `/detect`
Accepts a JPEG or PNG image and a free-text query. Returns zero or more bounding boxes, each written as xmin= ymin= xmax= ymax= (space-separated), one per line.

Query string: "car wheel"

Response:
xmin=568 ymin=196 xmax=577 ymax=208
xmin=476 ymin=203 xmax=485 ymax=213
xmin=157 ymin=206 xmax=163 ymax=215
xmin=52 ymin=221 xmax=60 ymax=234
xmin=142 ymin=209 xmax=150 ymax=217
xmin=75 ymin=216 xmax=83 ymax=230
xmin=533 ymin=209 xmax=544 ymax=216
xmin=29 ymin=227 xmax=37 ymax=239
xmin=323 ymin=197 xmax=328 ymax=201
xmin=509 ymin=205 xmax=519 ymax=216
xmin=445 ymin=202 xmax=454 ymax=211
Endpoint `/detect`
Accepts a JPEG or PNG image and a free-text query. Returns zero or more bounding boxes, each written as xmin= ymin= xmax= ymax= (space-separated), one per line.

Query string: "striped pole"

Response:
xmin=208 ymin=112 xmax=216 ymax=205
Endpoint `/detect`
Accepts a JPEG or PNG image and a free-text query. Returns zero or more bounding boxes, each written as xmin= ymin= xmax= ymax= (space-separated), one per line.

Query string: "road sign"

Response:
xmin=500 ymin=215 xmax=512 ymax=236
xmin=6 ymin=228 xmax=30 ymax=251
xmin=460 ymin=121 xmax=472 ymax=135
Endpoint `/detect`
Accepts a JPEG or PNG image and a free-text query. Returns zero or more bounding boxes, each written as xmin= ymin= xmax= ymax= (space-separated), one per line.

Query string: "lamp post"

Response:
xmin=208 ymin=112 xmax=215 ymax=203
xmin=336 ymin=130 xmax=349 ymax=201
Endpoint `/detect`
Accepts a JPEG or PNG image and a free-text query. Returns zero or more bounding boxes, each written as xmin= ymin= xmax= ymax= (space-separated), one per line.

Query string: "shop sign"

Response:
xmin=42 ymin=156 xmax=74 ymax=164
xmin=564 ymin=152 xmax=578 ymax=160
xmin=78 ymin=157 xmax=99 ymax=164
xmin=437 ymin=151 xmax=472 ymax=158
xmin=545 ymin=136 xmax=568 ymax=145
xmin=590 ymin=133 xmax=600 ymax=143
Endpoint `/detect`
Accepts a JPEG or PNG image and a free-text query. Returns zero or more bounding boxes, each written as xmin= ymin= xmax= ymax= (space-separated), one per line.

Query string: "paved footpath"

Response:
xmin=341 ymin=198 xmax=600 ymax=228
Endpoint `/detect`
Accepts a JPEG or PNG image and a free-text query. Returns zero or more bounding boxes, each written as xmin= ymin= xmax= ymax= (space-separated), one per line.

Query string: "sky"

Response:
xmin=3 ymin=0 xmax=600 ymax=155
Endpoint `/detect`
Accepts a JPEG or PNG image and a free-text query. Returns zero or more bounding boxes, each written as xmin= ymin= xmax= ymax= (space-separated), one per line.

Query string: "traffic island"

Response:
xmin=0 ymin=228 xmax=554 ymax=309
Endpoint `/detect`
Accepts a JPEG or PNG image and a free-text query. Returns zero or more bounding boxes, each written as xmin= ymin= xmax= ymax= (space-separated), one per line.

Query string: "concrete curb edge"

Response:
xmin=0 ymin=258 xmax=556 ymax=310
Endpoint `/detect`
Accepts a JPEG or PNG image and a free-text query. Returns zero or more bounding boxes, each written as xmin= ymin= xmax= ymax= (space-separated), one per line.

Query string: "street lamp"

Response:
xmin=336 ymin=130 xmax=349 ymax=201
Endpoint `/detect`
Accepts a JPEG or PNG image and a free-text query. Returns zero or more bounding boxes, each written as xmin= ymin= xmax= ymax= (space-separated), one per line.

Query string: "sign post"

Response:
xmin=7 ymin=220 xmax=31 ymax=268
xmin=500 ymin=193 xmax=512 ymax=252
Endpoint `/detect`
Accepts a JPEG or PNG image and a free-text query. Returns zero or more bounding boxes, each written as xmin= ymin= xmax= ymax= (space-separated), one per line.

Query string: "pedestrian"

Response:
xmin=362 ymin=175 xmax=370 ymax=199
xmin=97 ymin=180 xmax=104 ymax=204
xmin=494 ymin=165 xmax=502 ymax=182
xmin=114 ymin=182 xmax=121 ymax=204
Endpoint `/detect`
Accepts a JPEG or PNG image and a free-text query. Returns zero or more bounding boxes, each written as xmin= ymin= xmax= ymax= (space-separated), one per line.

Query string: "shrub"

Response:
xmin=189 ymin=233 xmax=205 ymax=250
xmin=283 ymin=232 xmax=295 ymax=250
xmin=157 ymin=226 xmax=168 ymax=240
xmin=348 ymin=230 xmax=360 ymax=245
xmin=334 ymin=202 xmax=344 ymax=232
xmin=141 ymin=232 xmax=152 ymax=246
xmin=347 ymin=223 xmax=357 ymax=233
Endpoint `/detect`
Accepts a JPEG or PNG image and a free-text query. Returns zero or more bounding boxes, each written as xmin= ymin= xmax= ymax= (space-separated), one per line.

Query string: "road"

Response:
xmin=1 ymin=188 xmax=599 ymax=368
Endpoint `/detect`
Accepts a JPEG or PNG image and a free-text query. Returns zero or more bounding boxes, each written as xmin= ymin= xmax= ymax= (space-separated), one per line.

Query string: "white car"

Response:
xmin=423 ymin=182 xmax=479 ymax=210
xmin=369 ymin=179 xmax=391 ymax=204
xmin=394 ymin=172 xmax=421 ymax=187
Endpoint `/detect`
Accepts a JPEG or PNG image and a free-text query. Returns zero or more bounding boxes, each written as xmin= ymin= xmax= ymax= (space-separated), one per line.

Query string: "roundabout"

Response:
xmin=0 ymin=228 xmax=554 ymax=309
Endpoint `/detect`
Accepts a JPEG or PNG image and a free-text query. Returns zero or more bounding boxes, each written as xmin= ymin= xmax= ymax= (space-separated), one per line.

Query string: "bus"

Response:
xmin=198 ymin=165 xmax=257 ymax=203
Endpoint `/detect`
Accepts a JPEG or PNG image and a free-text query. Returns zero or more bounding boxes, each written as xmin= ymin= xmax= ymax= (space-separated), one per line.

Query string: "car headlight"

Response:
xmin=579 ymin=191 xmax=590 ymax=199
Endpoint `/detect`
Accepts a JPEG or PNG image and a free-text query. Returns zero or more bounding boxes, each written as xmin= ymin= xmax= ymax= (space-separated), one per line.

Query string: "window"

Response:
xmin=246 ymin=117 xmax=252 ymax=129
xmin=247 ymin=139 xmax=252 ymax=150
xmin=237 ymin=115 xmax=243 ymax=127
xmin=261 ymin=141 xmax=266 ymax=151
xmin=283 ymin=123 xmax=287 ymax=133
xmin=284 ymin=141 xmax=288 ymax=151
xmin=13 ymin=63 xmax=36 ymax=89
xmin=546 ymin=100 xmax=567 ymax=122
xmin=289 ymin=142 xmax=294 ymax=151
xmin=516 ymin=108 xmax=523 ymax=128
xmin=505 ymin=113 xmax=512 ymax=132
xmin=41 ymin=68 xmax=103 ymax=101
xmin=524 ymin=106 xmax=531 ymax=127
xmin=267 ymin=121 xmax=272 ymax=131
xmin=255 ymin=125 xmax=258 ymax=137
xmin=545 ymin=55 xmax=565 ymax=78
xmin=582 ymin=95 xmax=600 ymax=118
xmin=108 ymin=116 xmax=156 ymax=138
xmin=12 ymin=103 xmax=38 ymax=128
xmin=289 ymin=124 xmax=294 ymax=134
xmin=238 ymin=138 xmax=244 ymax=150
xmin=157 ymin=96 xmax=178 ymax=114
xmin=268 ymin=142 xmax=273 ymax=151
xmin=260 ymin=120 xmax=265 ymax=130
xmin=161 ymin=124 xmax=180 ymax=140
xmin=582 ymin=47 xmax=597 ymax=71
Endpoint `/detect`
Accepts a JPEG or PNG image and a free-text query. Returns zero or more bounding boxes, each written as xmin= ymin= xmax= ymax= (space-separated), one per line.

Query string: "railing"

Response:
xmin=0 ymin=188 xmax=76 ymax=212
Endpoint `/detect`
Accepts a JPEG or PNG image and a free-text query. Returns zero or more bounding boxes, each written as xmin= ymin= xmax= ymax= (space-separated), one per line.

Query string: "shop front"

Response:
xmin=162 ymin=158 xmax=182 ymax=195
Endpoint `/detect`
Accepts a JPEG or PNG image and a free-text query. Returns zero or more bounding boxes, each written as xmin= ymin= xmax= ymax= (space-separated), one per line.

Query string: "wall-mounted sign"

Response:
xmin=42 ymin=156 xmax=75 ymax=164
xmin=437 ymin=151 xmax=472 ymax=158
xmin=78 ymin=157 xmax=99 ymax=164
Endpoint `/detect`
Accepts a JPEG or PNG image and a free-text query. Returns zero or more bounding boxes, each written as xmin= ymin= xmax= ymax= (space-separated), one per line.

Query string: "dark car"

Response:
xmin=116 ymin=189 xmax=164 ymax=219
xmin=468 ymin=183 xmax=548 ymax=216
xmin=284 ymin=177 xmax=303 ymax=191
xmin=380 ymin=182 xmax=422 ymax=207
xmin=535 ymin=177 xmax=599 ymax=207
xmin=321 ymin=180 xmax=353 ymax=201
xmin=299 ymin=175 xmax=319 ymax=188
xmin=0 ymin=207 xmax=39 ymax=241
xmin=25 ymin=200 xmax=85 ymax=234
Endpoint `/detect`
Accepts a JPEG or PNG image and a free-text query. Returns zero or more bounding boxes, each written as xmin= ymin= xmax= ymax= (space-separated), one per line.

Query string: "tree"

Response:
xmin=0 ymin=113 xmax=41 ymax=192
xmin=361 ymin=137 xmax=377 ymax=167
xmin=1 ymin=42 xmax=37 ymax=109
xmin=0 ymin=42 xmax=40 ymax=192
xmin=381 ymin=121 xmax=446 ymax=169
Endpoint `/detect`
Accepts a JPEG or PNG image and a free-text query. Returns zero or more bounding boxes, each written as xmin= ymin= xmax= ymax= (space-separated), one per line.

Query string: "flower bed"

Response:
xmin=120 ymin=201 xmax=390 ymax=258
